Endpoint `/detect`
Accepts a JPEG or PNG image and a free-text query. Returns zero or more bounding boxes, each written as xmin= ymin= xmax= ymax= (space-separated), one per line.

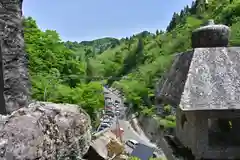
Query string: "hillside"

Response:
xmin=24 ymin=0 xmax=240 ymax=127
xmin=64 ymin=37 xmax=121 ymax=57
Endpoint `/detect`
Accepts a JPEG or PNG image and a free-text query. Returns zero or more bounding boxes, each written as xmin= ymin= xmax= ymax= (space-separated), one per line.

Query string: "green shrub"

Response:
xmin=165 ymin=115 xmax=176 ymax=121
xmin=158 ymin=118 xmax=176 ymax=129
xmin=140 ymin=106 xmax=154 ymax=116
xmin=163 ymin=105 xmax=171 ymax=114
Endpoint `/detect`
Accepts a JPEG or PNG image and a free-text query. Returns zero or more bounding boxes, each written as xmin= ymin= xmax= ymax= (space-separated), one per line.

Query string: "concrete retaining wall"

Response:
xmin=137 ymin=115 xmax=164 ymax=143
xmin=92 ymin=128 xmax=111 ymax=140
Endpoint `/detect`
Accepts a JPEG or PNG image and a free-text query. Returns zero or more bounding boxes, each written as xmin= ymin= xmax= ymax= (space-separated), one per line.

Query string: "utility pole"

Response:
xmin=116 ymin=115 xmax=122 ymax=142
xmin=102 ymin=80 xmax=106 ymax=111
xmin=43 ymin=86 xmax=47 ymax=101
xmin=43 ymin=79 xmax=52 ymax=102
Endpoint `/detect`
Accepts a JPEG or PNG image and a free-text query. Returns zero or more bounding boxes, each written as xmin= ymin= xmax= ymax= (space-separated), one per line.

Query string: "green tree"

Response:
xmin=24 ymin=0 xmax=240 ymax=128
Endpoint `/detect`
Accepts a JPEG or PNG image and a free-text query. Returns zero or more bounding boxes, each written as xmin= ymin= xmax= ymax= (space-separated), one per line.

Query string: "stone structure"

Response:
xmin=84 ymin=131 xmax=124 ymax=160
xmin=0 ymin=0 xmax=30 ymax=114
xmin=0 ymin=102 xmax=91 ymax=159
xmin=157 ymin=20 xmax=240 ymax=159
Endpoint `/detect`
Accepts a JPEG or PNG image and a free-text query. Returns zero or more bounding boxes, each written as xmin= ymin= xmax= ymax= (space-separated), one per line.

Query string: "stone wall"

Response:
xmin=137 ymin=115 xmax=164 ymax=143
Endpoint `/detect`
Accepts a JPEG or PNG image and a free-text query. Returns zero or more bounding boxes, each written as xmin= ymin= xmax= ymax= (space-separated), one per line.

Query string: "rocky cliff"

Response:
xmin=0 ymin=0 xmax=30 ymax=113
xmin=156 ymin=51 xmax=194 ymax=106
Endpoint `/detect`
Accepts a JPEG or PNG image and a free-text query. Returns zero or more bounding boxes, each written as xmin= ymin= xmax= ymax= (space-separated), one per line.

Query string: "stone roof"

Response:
xmin=159 ymin=47 xmax=240 ymax=110
xmin=180 ymin=47 xmax=240 ymax=110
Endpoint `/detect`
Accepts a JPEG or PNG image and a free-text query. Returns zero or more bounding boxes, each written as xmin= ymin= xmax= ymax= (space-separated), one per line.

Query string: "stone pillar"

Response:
xmin=191 ymin=19 xmax=230 ymax=48
xmin=189 ymin=20 xmax=231 ymax=159
xmin=0 ymin=0 xmax=30 ymax=114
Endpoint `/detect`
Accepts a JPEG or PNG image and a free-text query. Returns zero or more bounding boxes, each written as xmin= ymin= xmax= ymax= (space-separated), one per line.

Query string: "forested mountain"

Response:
xmin=64 ymin=37 xmax=120 ymax=57
xmin=24 ymin=0 xmax=240 ymax=127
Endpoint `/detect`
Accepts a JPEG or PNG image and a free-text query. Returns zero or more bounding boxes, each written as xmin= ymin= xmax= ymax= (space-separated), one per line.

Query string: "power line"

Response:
xmin=32 ymin=73 xmax=158 ymax=81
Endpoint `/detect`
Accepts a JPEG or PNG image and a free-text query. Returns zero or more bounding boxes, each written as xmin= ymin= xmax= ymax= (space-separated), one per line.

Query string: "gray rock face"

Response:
xmin=157 ymin=51 xmax=193 ymax=106
xmin=0 ymin=0 xmax=30 ymax=113
xmin=0 ymin=102 xmax=91 ymax=159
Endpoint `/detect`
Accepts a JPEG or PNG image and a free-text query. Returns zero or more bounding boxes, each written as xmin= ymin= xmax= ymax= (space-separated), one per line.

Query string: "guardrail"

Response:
xmin=92 ymin=127 xmax=111 ymax=140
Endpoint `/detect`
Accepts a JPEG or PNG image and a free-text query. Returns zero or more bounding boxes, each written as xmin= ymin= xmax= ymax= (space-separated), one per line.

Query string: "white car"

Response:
xmin=105 ymin=97 xmax=112 ymax=102
xmin=115 ymin=103 xmax=120 ymax=108
xmin=102 ymin=118 xmax=112 ymax=124
xmin=125 ymin=139 xmax=139 ymax=149
xmin=115 ymin=110 xmax=120 ymax=116
xmin=100 ymin=115 xmax=113 ymax=121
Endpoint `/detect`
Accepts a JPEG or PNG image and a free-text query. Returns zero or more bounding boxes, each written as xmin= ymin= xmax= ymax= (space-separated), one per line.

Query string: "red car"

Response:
xmin=105 ymin=106 xmax=114 ymax=110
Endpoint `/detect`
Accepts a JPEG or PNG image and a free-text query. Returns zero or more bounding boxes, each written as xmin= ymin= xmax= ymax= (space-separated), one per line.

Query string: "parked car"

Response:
xmin=105 ymin=98 xmax=112 ymax=102
xmin=105 ymin=96 xmax=111 ymax=100
xmin=100 ymin=115 xmax=113 ymax=121
xmin=101 ymin=122 xmax=111 ymax=128
xmin=106 ymin=101 xmax=114 ymax=107
xmin=106 ymin=109 xmax=114 ymax=114
xmin=115 ymin=100 xmax=120 ymax=104
xmin=102 ymin=118 xmax=112 ymax=124
xmin=115 ymin=110 xmax=120 ymax=116
xmin=125 ymin=139 xmax=139 ymax=149
xmin=98 ymin=126 xmax=106 ymax=132
xmin=115 ymin=103 xmax=120 ymax=109
xmin=105 ymin=105 xmax=114 ymax=110
xmin=105 ymin=108 xmax=115 ymax=114
xmin=105 ymin=111 xmax=115 ymax=117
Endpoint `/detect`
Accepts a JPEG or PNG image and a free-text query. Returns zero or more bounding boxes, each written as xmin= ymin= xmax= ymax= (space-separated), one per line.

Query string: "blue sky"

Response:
xmin=23 ymin=0 xmax=193 ymax=42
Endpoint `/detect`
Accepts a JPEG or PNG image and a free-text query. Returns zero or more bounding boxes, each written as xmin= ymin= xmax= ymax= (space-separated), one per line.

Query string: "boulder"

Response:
xmin=0 ymin=101 xmax=91 ymax=159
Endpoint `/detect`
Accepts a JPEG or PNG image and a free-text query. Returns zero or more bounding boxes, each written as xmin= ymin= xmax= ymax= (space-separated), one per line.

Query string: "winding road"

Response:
xmin=103 ymin=87 xmax=160 ymax=154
